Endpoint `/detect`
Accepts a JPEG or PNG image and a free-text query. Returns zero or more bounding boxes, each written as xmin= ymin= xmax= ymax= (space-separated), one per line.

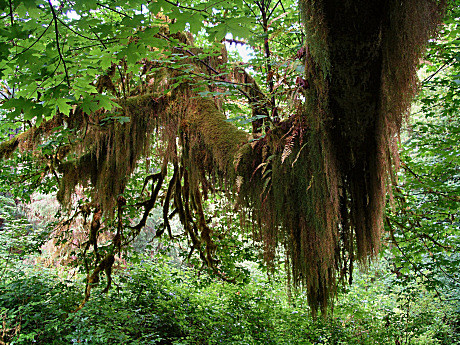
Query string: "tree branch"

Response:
xmin=11 ymin=19 xmax=53 ymax=60
xmin=163 ymin=0 xmax=209 ymax=13
xmin=57 ymin=17 xmax=100 ymax=41
xmin=96 ymin=2 xmax=131 ymax=18
xmin=268 ymin=0 xmax=284 ymax=20
xmin=8 ymin=0 xmax=13 ymax=26
xmin=48 ymin=0 xmax=70 ymax=89
xmin=422 ymin=57 xmax=454 ymax=84
xmin=401 ymin=162 xmax=460 ymax=202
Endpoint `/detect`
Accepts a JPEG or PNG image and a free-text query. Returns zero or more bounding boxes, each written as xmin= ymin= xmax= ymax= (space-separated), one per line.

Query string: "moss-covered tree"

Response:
xmin=0 ymin=0 xmax=447 ymax=314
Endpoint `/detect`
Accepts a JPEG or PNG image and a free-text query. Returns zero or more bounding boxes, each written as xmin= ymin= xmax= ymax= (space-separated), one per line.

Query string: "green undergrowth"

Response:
xmin=0 ymin=257 xmax=459 ymax=345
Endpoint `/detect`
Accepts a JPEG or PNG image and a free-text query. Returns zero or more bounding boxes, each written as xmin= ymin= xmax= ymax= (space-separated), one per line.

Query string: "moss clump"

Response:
xmin=185 ymin=97 xmax=248 ymax=175
xmin=0 ymin=136 xmax=19 ymax=160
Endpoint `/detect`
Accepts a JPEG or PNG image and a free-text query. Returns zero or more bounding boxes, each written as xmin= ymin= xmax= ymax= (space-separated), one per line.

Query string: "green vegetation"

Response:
xmin=1 ymin=255 xmax=459 ymax=344
xmin=1 ymin=0 xmax=460 ymax=343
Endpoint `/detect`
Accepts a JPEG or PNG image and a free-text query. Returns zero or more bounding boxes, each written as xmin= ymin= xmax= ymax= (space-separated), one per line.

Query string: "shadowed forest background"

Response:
xmin=0 ymin=0 xmax=459 ymax=344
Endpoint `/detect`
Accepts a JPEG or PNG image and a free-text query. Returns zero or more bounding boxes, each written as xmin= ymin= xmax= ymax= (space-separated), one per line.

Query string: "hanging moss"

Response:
xmin=234 ymin=117 xmax=340 ymax=315
xmin=235 ymin=0 xmax=445 ymax=316
xmin=60 ymin=94 xmax=163 ymax=213
xmin=0 ymin=4 xmax=446 ymax=315
xmin=185 ymin=97 xmax=248 ymax=175
xmin=264 ymin=0 xmax=446 ymax=315
xmin=0 ymin=136 xmax=19 ymax=160
xmin=0 ymin=113 xmax=66 ymax=161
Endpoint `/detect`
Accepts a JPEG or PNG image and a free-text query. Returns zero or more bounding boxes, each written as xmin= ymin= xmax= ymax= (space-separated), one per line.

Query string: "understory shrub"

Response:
xmin=0 ymin=257 xmax=459 ymax=344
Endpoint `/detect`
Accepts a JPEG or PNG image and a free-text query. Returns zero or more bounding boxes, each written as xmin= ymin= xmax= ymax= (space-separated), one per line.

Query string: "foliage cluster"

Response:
xmin=385 ymin=3 xmax=460 ymax=299
xmin=1 ymin=255 xmax=459 ymax=345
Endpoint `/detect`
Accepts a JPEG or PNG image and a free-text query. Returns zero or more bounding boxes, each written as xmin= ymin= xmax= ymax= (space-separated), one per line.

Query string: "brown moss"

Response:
xmin=236 ymin=118 xmax=340 ymax=315
xmin=278 ymin=0 xmax=446 ymax=314
xmin=57 ymin=93 xmax=163 ymax=213
xmin=0 ymin=136 xmax=19 ymax=160
xmin=185 ymin=97 xmax=248 ymax=173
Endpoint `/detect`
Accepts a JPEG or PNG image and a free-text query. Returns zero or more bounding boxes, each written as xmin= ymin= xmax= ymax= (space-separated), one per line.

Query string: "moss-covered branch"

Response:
xmin=0 ymin=2 xmax=446 ymax=315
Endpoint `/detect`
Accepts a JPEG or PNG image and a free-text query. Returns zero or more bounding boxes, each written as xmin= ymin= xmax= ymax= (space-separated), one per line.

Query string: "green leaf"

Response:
xmin=81 ymin=97 xmax=102 ymax=114
xmin=188 ymin=13 xmax=205 ymax=34
xmin=169 ymin=8 xmax=187 ymax=33
xmin=55 ymin=98 xmax=73 ymax=116
xmin=94 ymin=94 xmax=121 ymax=111
xmin=148 ymin=0 xmax=174 ymax=14
xmin=137 ymin=27 xmax=160 ymax=46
